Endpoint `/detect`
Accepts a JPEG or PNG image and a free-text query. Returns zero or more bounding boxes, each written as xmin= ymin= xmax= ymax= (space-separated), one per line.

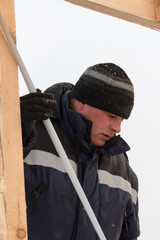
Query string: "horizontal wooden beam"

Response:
xmin=65 ymin=0 xmax=160 ymax=31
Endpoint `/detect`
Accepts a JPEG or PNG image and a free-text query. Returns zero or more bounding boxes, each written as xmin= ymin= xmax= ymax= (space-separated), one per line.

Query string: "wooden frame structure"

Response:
xmin=65 ymin=0 xmax=160 ymax=31
xmin=0 ymin=0 xmax=159 ymax=239
xmin=0 ymin=0 xmax=27 ymax=239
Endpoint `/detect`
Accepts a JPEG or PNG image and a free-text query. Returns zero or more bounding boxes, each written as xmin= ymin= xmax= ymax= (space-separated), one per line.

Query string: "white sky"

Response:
xmin=14 ymin=1 xmax=160 ymax=239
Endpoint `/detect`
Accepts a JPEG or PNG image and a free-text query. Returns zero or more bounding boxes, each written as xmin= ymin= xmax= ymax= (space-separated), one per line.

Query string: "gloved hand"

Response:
xmin=20 ymin=91 xmax=56 ymax=150
xmin=20 ymin=91 xmax=56 ymax=123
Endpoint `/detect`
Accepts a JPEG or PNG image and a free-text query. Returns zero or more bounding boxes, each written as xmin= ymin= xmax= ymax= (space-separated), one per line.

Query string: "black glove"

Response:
xmin=20 ymin=92 xmax=56 ymax=123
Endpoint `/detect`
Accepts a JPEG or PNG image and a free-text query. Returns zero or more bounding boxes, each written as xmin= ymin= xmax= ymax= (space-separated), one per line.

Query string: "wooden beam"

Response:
xmin=154 ymin=0 xmax=160 ymax=21
xmin=65 ymin=0 xmax=160 ymax=31
xmin=0 ymin=1 xmax=27 ymax=239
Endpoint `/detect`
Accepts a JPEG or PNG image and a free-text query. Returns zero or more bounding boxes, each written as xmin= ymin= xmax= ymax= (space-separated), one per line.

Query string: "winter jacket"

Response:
xmin=23 ymin=83 xmax=140 ymax=240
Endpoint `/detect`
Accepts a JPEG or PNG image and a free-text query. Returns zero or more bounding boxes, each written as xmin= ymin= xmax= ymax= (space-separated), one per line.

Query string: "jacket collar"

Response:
xmin=45 ymin=82 xmax=74 ymax=119
xmin=60 ymin=91 xmax=92 ymax=150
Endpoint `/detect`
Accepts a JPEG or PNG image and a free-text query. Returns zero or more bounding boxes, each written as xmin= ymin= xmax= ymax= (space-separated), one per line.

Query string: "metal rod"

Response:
xmin=0 ymin=13 xmax=107 ymax=240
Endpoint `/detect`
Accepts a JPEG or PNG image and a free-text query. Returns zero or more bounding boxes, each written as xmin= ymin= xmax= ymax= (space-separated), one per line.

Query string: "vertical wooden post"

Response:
xmin=0 ymin=0 xmax=27 ymax=239
xmin=154 ymin=0 xmax=160 ymax=22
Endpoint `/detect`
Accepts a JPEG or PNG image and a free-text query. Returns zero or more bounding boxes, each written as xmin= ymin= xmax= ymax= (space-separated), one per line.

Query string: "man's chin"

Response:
xmin=90 ymin=139 xmax=107 ymax=147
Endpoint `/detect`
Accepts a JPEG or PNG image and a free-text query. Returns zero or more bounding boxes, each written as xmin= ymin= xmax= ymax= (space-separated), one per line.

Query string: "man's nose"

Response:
xmin=111 ymin=118 xmax=122 ymax=133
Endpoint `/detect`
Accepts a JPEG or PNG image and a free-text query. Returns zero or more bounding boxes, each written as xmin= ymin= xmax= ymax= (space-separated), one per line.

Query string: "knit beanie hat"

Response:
xmin=70 ymin=63 xmax=134 ymax=119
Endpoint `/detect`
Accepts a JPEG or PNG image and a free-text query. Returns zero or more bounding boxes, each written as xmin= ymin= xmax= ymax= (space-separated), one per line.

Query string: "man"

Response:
xmin=21 ymin=63 xmax=140 ymax=240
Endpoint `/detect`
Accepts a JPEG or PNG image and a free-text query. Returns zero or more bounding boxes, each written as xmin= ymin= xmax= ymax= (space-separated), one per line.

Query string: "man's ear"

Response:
xmin=75 ymin=100 xmax=85 ymax=111
xmin=70 ymin=98 xmax=85 ymax=113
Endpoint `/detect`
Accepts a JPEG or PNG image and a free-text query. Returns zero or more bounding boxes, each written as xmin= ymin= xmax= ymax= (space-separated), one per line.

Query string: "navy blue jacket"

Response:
xmin=24 ymin=83 xmax=140 ymax=240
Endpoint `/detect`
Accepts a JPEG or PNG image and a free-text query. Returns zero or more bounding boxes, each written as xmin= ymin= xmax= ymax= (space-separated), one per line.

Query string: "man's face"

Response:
xmin=82 ymin=104 xmax=123 ymax=146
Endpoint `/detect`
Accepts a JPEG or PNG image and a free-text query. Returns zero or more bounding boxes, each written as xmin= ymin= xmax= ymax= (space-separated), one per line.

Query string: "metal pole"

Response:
xmin=0 ymin=13 xmax=107 ymax=240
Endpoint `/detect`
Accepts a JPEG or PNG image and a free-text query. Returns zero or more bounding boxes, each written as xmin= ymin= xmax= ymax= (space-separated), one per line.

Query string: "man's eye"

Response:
xmin=109 ymin=114 xmax=116 ymax=119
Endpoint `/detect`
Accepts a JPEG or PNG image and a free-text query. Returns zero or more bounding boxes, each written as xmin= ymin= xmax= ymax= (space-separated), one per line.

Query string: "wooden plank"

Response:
xmin=154 ymin=0 xmax=160 ymax=21
xmin=0 ymin=0 xmax=28 ymax=239
xmin=88 ymin=0 xmax=155 ymax=19
xmin=0 ymin=148 xmax=7 ymax=240
xmin=65 ymin=0 xmax=160 ymax=31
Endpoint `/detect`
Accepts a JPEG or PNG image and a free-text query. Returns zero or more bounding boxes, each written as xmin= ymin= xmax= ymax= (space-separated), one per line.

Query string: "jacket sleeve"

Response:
xmin=22 ymin=121 xmax=37 ymax=159
xmin=22 ymin=82 xmax=73 ymax=158
xmin=119 ymin=194 xmax=140 ymax=240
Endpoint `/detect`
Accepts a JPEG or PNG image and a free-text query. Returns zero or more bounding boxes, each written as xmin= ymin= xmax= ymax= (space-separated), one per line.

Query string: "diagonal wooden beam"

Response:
xmin=65 ymin=0 xmax=160 ymax=31
xmin=154 ymin=0 xmax=160 ymax=21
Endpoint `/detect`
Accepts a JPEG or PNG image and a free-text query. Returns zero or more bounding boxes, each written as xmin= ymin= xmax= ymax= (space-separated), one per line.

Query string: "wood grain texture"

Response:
xmin=0 ymin=0 xmax=27 ymax=239
xmin=65 ymin=0 xmax=160 ymax=31
xmin=154 ymin=0 xmax=160 ymax=21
